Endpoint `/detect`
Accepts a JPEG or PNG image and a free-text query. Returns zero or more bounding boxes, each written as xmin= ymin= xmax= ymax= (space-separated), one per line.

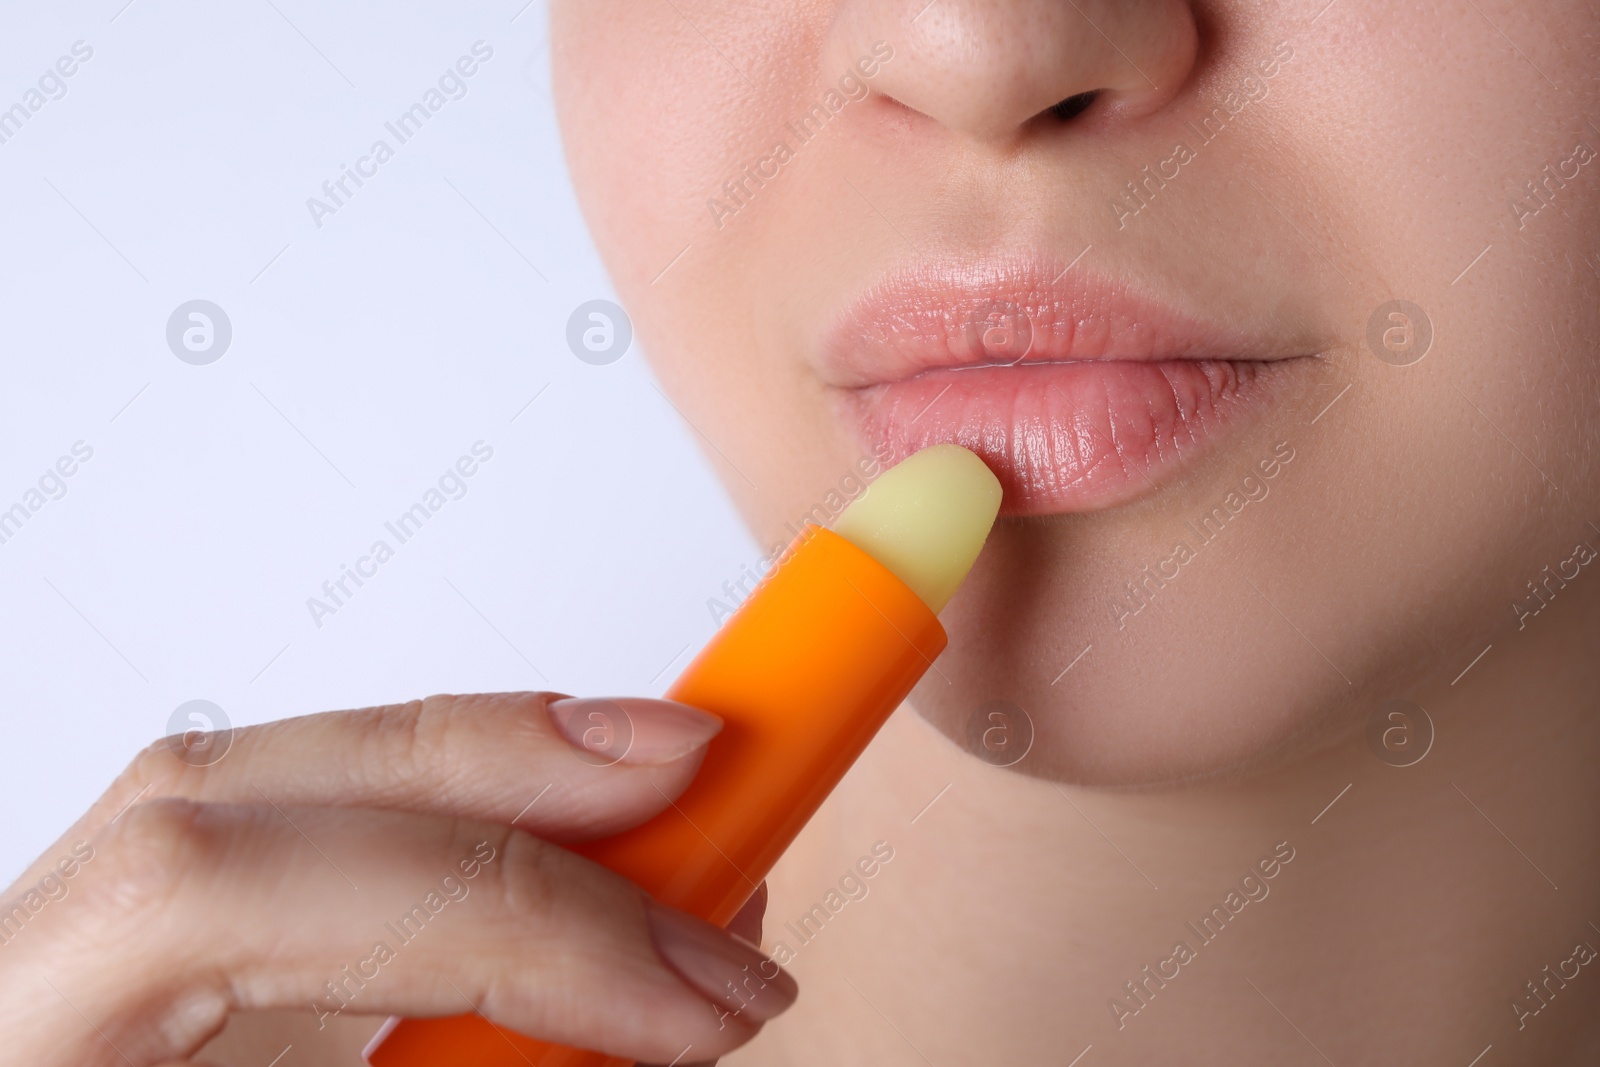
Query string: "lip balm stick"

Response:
xmin=366 ymin=444 xmax=1002 ymax=1067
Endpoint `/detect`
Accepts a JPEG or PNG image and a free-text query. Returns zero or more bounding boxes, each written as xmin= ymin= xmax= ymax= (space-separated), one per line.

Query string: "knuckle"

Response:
xmin=490 ymin=826 xmax=585 ymax=926
xmin=356 ymin=693 xmax=561 ymax=795
xmin=82 ymin=797 xmax=217 ymax=916
xmin=489 ymin=824 xmax=644 ymax=946
xmin=355 ymin=696 xmax=478 ymax=788
xmin=412 ymin=693 xmax=475 ymax=759
xmin=342 ymin=698 xmax=482 ymax=803
xmin=101 ymin=736 xmax=197 ymax=816
xmin=354 ymin=698 xmax=430 ymax=786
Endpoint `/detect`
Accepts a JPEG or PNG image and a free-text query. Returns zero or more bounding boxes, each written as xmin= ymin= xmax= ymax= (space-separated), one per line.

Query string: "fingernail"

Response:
xmin=725 ymin=881 xmax=768 ymax=946
xmin=644 ymin=898 xmax=798 ymax=1023
xmin=546 ymin=697 xmax=722 ymax=766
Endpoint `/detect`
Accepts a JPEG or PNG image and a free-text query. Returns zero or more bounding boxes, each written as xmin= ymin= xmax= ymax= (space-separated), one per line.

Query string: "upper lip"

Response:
xmin=818 ymin=257 xmax=1312 ymax=387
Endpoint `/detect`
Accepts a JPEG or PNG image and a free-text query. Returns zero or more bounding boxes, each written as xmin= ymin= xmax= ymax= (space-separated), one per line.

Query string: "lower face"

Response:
xmin=552 ymin=0 xmax=1600 ymax=785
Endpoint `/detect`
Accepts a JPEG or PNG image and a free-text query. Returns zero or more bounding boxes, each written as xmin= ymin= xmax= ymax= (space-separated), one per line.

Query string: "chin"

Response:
xmin=906 ymin=518 xmax=1385 ymax=789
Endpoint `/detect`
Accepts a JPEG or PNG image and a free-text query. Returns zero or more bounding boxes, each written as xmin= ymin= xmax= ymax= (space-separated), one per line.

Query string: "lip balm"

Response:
xmin=366 ymin=444 xmax=1002 ymax=1067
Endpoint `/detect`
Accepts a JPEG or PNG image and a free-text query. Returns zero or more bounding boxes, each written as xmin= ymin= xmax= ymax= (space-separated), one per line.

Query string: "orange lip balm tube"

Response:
xmin=366 ymin=444 xmax=1002 ymax=1067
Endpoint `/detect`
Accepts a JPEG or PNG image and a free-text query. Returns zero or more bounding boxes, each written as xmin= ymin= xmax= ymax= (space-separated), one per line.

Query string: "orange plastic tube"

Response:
xmin=366 ymin=525 xmax=946 ymax=1067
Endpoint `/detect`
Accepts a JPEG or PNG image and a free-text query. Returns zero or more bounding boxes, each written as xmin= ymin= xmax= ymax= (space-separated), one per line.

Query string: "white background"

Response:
xmin=0 ymin=1 xmax=756 ymax=882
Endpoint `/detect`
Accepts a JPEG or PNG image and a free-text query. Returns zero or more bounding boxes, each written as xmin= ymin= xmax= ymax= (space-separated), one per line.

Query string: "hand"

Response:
xmin=0 ymin=692 xmax=797 ymax=1066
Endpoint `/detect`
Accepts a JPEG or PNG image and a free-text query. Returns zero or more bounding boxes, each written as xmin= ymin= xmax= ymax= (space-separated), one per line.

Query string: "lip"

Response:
xmin=821 ymin=259 xmax=1316 ymax=515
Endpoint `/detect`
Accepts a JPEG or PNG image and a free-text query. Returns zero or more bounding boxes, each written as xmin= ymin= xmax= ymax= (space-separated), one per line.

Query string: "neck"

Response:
xmin=754 ymin=595 xmax=1600 ymax=1065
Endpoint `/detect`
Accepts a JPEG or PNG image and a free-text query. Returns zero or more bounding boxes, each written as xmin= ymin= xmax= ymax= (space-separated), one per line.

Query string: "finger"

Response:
xmin=3 ymin=799 xmax=795 ymax=1067
xmin=65 ymin=693 xmax=722 ymax=857
xmin=640 ymin=884 xmax=769 ymax=1067
xmin=13 ymin=692 xmax=715 ymax=897
xmin=726 ymin=881 xmax=767 ymax=945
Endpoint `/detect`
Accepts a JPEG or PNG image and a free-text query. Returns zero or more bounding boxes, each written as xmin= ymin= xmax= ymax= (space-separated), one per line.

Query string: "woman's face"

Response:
xmin=551 ymin=0 xmax=1599 ymax=785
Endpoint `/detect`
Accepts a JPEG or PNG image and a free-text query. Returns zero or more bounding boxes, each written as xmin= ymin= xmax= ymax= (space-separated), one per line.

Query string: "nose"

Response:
xmin=824 ymin=0 xmax=1198 ymax=145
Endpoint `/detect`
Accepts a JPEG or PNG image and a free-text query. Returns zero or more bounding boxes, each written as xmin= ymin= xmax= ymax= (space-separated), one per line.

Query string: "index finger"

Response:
xmin=14 ymin=692 xmax=722 ymax=894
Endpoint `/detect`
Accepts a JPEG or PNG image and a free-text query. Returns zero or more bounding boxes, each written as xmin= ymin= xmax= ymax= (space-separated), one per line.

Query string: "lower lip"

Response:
xmin=835 ymin=358 xmax=1293 ymax=516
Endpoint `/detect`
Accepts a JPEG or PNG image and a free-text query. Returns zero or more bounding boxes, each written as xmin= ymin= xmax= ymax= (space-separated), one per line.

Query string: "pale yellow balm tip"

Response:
xmin=831 ymin=444 xmax=1003 ymax=613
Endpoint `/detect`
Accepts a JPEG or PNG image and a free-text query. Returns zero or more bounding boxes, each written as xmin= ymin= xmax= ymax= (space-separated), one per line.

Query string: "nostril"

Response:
xmin=1047 ymin=90 xmax=1099 ymax=123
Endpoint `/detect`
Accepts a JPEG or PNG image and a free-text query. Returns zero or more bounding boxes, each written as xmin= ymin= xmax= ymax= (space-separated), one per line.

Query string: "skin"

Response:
xmin=6 ymin=2 xmax=1596 ymax=1065
xmin=0 ymin=695 xmax=792 ymax=1066
xmin=548 ymin=0 xmax=1600 ymax=1062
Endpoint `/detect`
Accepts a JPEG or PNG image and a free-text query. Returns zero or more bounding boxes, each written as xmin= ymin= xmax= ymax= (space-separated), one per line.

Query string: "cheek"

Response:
xmin=551 ymin=0 xmax=856 ymax=537
xmin=1309 ymin=4 xmax=1600 ymax=686
xmin=552 ymin=1 xmax=700 ymax=287
xmin=552 ymin=0 xmax=822 ymax=292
